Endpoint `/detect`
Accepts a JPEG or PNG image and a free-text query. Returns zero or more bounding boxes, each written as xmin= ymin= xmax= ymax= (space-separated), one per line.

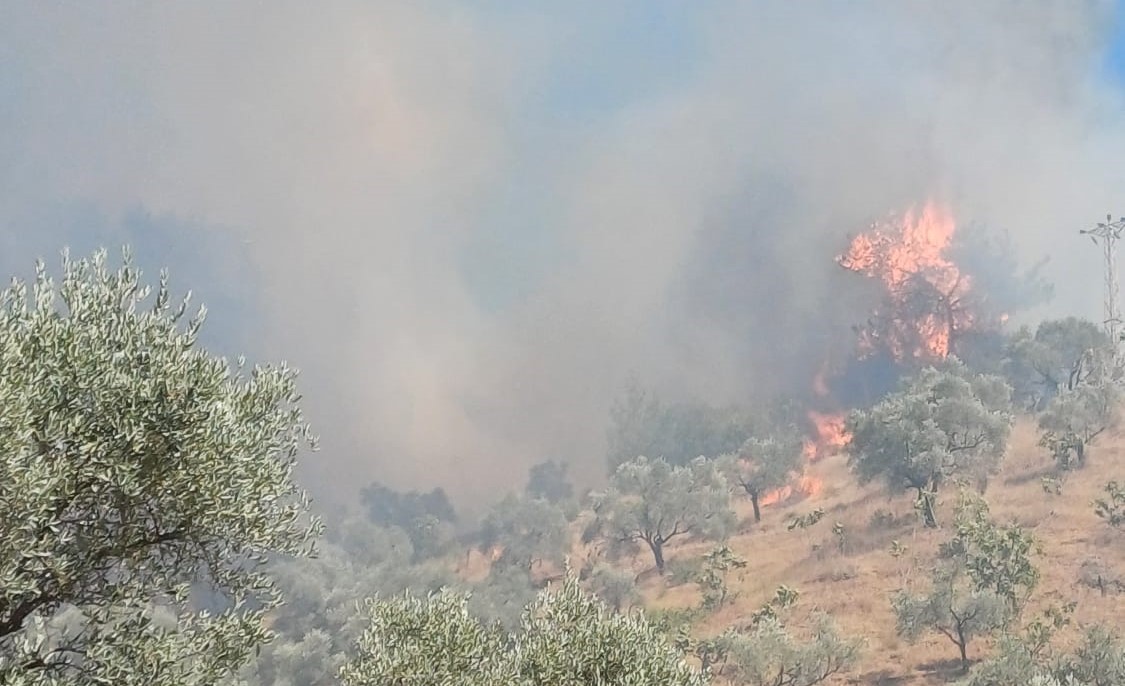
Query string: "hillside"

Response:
xmin=513 ymin=418 xmax=1125 ymax=685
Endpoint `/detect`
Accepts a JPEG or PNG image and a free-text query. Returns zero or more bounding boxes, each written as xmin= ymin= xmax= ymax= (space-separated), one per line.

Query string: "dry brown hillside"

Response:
xmin=543 ymin=418 xmax=1125 ymax=685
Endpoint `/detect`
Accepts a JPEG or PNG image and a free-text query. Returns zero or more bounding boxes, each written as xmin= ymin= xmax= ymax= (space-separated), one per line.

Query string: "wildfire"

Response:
xmin=836 ymin=201 xmax=969 ymax=361
xmin=802 ymin=410 xmax=851 ymax=461
xmin=759 ymin=473 xmax=822 ymax=508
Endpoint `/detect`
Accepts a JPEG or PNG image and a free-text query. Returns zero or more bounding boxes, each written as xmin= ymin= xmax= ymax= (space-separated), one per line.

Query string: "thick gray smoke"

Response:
xmin=1 ymin=2 xmax=1122 ymax=509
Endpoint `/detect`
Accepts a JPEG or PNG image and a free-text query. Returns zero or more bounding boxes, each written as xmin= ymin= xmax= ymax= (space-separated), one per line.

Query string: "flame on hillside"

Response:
xmin=802 ymin=410 xmax=850 ymax=461
xmin=836 ymin=201 xmax=968 ymax=362
xmin=759 ymin=474 xmax=823 ymax=508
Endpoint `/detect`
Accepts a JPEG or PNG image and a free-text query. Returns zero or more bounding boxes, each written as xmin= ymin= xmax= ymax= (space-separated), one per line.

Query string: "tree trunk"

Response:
xmin=917 ymin=487 xmax=938 ymax=528
xmin=1075 ymin=441 xmax=1086 ymax=468
xmin=647 ymin=538 xmax=666 ymax=574
xmin=751 ymin=492 xmax=761 ymax=523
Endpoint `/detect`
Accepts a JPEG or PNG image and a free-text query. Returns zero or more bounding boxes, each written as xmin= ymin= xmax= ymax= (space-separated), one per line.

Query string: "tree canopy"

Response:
xmin=592 ymin=456 xmax=734 ymax=573
xmin=605 ymin=384 xmax=752 ymax=471
xmin=338 ymin=574 xmax=709 ymax=686
xmin=846 ymin=360 xmax=1012 ymax=527
xmin=360 ymin=481 xmax=458 ymax=561
xmin=525 ymin=460 xmax=574 ymax=504
xmin=718 ymin=431 xmax=803 ymax=523
xmin=1003 ymin=318 xmax=1111 ymax=410
xmin=1037 ymin=381 xmax=1120 ymax=470
xmin=0 ymin=249 xmax=320 ymax=684
xmin=479 ymin=494 xmax=570 ymax=570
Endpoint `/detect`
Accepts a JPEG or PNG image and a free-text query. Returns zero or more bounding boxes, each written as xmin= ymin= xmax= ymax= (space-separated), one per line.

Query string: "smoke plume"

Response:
xmin=1 ymin=2 xmax=1123 ymax=510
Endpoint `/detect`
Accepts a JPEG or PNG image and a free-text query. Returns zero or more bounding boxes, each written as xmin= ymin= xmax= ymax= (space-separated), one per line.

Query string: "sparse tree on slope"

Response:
xmin=1003 ymin=317 xmax=1110 ymax=410
xmin=893 ymin=567 xmax=1009 ymax=673
xmin=846 ymin=360 xmax=1012 ymax=527
xmin=360 ymin=481 xmax=458 ymax=561
xmin=338 ymin=574 xmax=709 ymax=686
xmin=1095 ymin=480 xmax=1125 ymax=528
xmin=606 ymin=383 xmax=751 ymax=471
xmin=687 ymin=587 xmax=862 ymax=686
xmin=961 ymin=622 xmax=1125 ymax=686
xmin=893 ymin=496 xmax=1038 ymax=672
xmin=718 ymin=431 xmax=802 ymax=523
xmin=479 ymin=494 xmax=570 ymax=571
xmin=0 ymin=249 xmax=321 ymax=684
xmin=1037 ymin=381 xmax=1119 ymax=470
xmin=592 ymin=456 xmax=734 ymax=574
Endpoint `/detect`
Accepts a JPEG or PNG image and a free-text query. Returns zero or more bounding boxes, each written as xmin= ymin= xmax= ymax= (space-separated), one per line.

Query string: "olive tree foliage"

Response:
xmin=846 ymin=360 xmax=1012 ymax=527
xmin=938 ymin=497 xmax=1040 ymax=611
xmin=717 ymin=430 xmax=802 ymax=523
xmin=0 ymin=250 xmax=321 ymax=685
xmin=962 ymin=622 xmax=1125 ymax=686
xmin=479 ymin=494 xmax=570 ymax=570
xmin=359 ymin=481 xmax=457 ymax=561
xmin=893 ymin=496 xmax=1038 ymax=672
xmin=231 ymin=517 xmax=454 ymax=686
xmin=605 ymin=382 xmax=752 ymax=471
xmin=1095 ymin=481 xmax=1125 ymax=528
xmin=525 ymin=460 xmax=574 ymax=504
xmin=722 ymin=615 xmax=861 ymax=686
xmin=893 ymin=568 xmax=1009 ymax=673
xmin=466 ymin=565 xmax=540 ymax=632
xmin=1003 ymin=318 xmax=1111 ymax=411
xmin=338 ymin=574 xmax=709 ymax=686
xmin=677 ymin=588 xmax=861 ymax=686
xmin=583 ymin=564 xmax=639 ymax=613
xmin=591 ymin=456 xmax=734 ymax=574
xmin=1037 ymin=381 xmax=1120 ymax=471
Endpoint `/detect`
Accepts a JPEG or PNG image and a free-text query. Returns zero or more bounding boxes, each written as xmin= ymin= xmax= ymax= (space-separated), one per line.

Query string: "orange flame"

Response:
xmin=837 ymin=201 xmax=969 ymax=361
xmin=802 ymin=410 xmax=851 ymax=461
xmin=759 ymin=473 xmax=822 ymax=508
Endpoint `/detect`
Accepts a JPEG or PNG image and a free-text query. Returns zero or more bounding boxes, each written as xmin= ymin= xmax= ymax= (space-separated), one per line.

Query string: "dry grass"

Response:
xmin=453 ymin=418 xmax=1125 ymax=683
xmin=590 ymin=418 xmax=1125 ymax=684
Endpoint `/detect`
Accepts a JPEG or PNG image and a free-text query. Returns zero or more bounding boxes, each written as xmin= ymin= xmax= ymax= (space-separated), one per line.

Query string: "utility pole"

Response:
xmin=1080 ymin=214 xmax=1125 ymax=364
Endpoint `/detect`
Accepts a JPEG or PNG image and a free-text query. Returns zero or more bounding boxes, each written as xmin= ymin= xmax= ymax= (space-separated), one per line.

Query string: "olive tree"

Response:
xmin=1095 ymin=481 xmax=1125 ymax=528
xmin=962 ymin=623 xmax=1125 ymax=686
xmin=894 ymin=496 xmax=1038 ymax=672
xmin=478 ymin=494 xmax=569 ymax=571
xmin=0 ymin=249 xmax=321 ymax=684
xmin=338 ymin=574 xmax=709 ymax=686
xmin=717 ymin=432 xmax=802 ymax=523
xmin=893 ymin=568 xmax=1009 ymax=673
xmin=525 ymin=460 xmax=574 ymax=504
xmin=846 ymin=361 xmax=1012 ymax=527
xmin=1003 ymin=318 xmax=1110 ymax=410
xmin=234 ymin=517 xmax=454 ymax=686
xmin=592 ymin=456 xmax=734 ymax=574
xmin=360 ymin=481 xmax=457 ymax=561
xmin=1037 ymin=381 xmax=1119 ymax=471
xmin=686 ymin=588 xmax=861 ymax=685
xmin=606 ymin=383 xmax=751 ymax=470
xmin=723 ymin=614 xmax=861 ymax=686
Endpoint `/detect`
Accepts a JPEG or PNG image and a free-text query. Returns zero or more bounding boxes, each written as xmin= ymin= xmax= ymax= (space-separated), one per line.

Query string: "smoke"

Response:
xmin=1 ymin=2 xmax=1123 ymax=510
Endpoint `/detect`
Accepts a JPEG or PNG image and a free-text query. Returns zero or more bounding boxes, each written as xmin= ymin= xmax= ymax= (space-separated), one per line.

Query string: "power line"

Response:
xmin=1079 ymin=214 xmax=1125 ymax=363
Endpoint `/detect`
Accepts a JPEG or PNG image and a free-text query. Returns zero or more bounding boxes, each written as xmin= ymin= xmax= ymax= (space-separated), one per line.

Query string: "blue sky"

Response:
xmin=1110 ymin=29 xmax=1125 ymax=82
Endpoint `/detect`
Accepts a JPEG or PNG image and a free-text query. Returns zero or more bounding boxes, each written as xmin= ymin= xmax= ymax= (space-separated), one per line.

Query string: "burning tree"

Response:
xmin=832 ymin=201 xmax=1050 ymax=380
xmin=837 ymin=202 xmax=974 ymax=363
